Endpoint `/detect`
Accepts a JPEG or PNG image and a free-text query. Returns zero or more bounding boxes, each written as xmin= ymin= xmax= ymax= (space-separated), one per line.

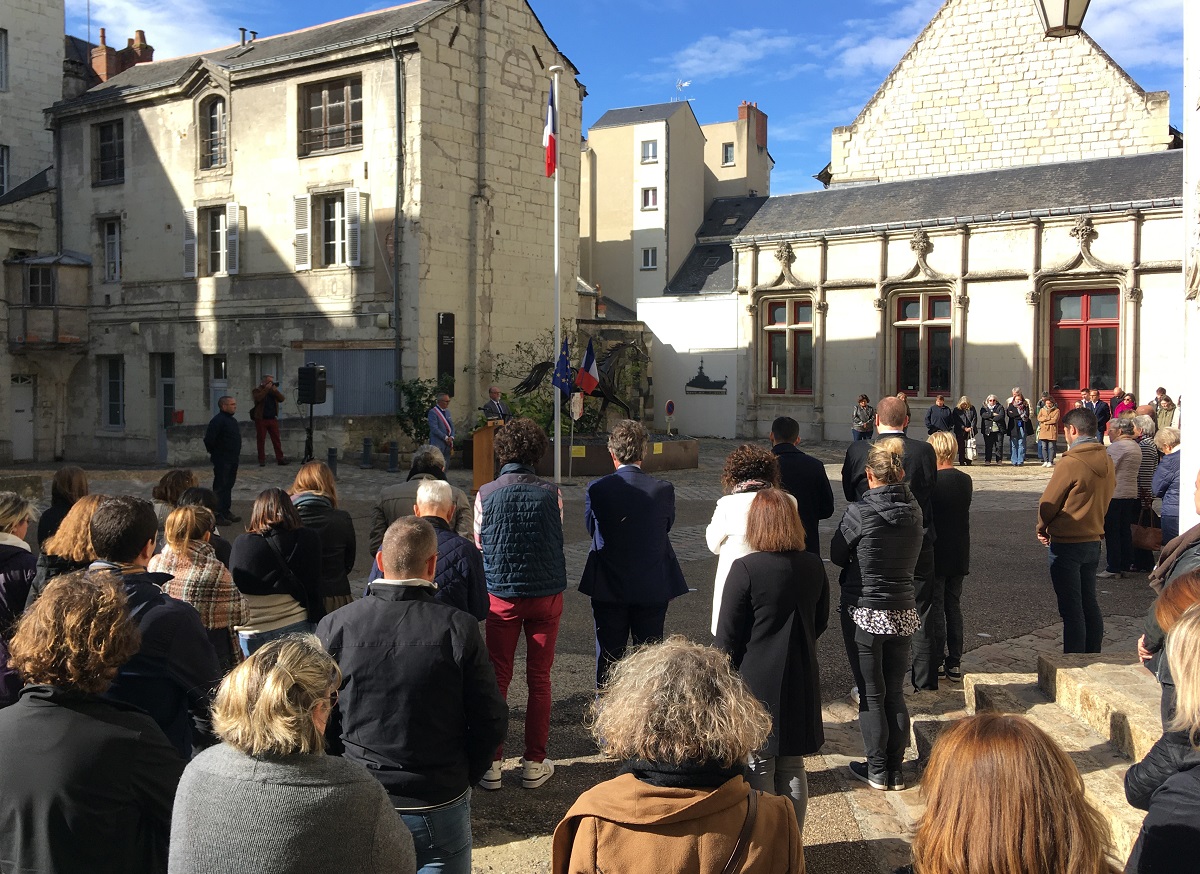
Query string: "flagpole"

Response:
xmin=550 ymin=65 xmax=564 ymax=484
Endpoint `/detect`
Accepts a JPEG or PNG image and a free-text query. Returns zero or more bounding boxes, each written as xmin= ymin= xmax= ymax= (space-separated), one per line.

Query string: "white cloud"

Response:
xmin=1083 ymin=0 xmax=1183 ymax=69
xmin=828 ymin=0 xmax=942 ymax=77
xmin=65 ymin=0 xmax=246 ymax=59
xmin=643 ymin=29 xmax=804 ymax=84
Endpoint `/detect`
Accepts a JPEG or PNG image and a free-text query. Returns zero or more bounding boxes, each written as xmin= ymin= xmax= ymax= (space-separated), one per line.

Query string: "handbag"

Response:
xmin=1132 ymin=507 xmax=1162 ymax=552
xmin=965 ymin=439 xmax=977 ymax=461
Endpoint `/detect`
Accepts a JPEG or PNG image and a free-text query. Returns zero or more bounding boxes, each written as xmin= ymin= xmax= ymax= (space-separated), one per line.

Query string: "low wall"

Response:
xmin=165 ymin=415 xmax=409 ymax=467
xmin=533 ymin=438 xmax=699 ymax=478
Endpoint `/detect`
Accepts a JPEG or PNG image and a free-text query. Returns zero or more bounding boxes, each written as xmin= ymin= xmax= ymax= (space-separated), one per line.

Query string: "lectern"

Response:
xmin=472 ymin=420 xmax=503 ymax=493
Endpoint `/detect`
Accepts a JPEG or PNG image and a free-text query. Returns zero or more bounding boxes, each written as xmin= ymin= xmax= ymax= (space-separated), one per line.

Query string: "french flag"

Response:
xmin=576 ymin=339 xmax=600 ymax=393
xmin=543 ymin=80 xmax=557 ymax=177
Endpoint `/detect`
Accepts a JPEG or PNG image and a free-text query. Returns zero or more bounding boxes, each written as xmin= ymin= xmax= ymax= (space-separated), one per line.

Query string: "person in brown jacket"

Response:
xmin=1036 ymin=407 xmax=1116 ymax=654
xmin=1037 ymin=397 xmax=1061 ymax=468
xmin=552 ymin=637 xmax=804 ymax=874
xmin=250 ymin=374 xmax=288 ymax=467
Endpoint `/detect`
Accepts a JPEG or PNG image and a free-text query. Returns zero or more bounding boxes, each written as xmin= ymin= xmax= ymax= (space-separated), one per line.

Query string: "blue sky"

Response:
xmin=66 ymin=0 xmax=1184 ymax=194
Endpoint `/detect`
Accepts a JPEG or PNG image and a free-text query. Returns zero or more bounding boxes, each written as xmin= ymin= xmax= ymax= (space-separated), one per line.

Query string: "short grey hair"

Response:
xmin=1133 ymin=415 xmax=1156 ymax=438
xmin=1115 ymin=418 xmax=1135 ymax=437
xmin=1155 ymin=427 xmax=1180 ymax=452
xmin=412 ymin=444 xmax=447 ymax=473
xmin=415 ymin=480 xmax=453 ymax=514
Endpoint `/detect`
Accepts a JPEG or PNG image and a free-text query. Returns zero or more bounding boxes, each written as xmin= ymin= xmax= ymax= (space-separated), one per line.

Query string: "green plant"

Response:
xmin=391 ymin=375 xmax=451 ymax=445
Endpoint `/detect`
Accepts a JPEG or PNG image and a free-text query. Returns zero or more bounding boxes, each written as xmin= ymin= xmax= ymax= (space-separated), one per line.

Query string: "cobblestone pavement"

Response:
xmin=6 ymin=438 xmax=1160 ymax=873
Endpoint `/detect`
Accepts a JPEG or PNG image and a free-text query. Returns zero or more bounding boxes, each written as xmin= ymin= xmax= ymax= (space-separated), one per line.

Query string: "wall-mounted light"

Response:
xmin=1031 ymin=0 xmax=1091 ymax=38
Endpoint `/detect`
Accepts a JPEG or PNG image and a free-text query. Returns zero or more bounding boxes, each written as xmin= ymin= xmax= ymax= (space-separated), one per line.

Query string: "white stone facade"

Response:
xmin=29 ymin=0 xmax=580 ymax=464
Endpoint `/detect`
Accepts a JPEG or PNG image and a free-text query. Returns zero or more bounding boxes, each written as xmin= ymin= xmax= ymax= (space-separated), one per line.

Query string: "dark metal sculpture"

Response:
xmin=512 ymin=341 xmax=645 ymax=419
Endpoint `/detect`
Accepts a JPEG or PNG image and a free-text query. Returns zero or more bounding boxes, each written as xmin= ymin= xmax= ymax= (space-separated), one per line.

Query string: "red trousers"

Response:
xmin=255 ymin=418 xmax=284 ymax=463
xmin=485 ymin=592 xmax=562 ymax=762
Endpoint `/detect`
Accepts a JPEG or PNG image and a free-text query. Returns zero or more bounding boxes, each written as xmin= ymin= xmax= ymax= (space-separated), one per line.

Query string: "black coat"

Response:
xmin=830 ymin=483 xmax=923 ymax=611
xmin=772 ymin=444 xmax=835 ymax=557
xmin=429 ymin=516 xmax=489 ymax=620
xmin=229 ymin=527 xmax=325 ymax=623
xmin=203 ymin=410 xmax=241 ymax=463
xmin=1126 ymin=762 xmax=1200 ymax=873
xmin=1005 ymin=401 xmax=1032 ymax=438
xmin=714 ymin=550 xmax=829 ymax=756
xmin=952 ymin=406 xmax=978 ymax=436
xmin=291 ymin=494 xmax=356 ymax=599
xmin=36 ymin=499 xmax=71 ymax=545
xmin=979 ymin=402 xmax=1006 ymax=437
xmin=0 ymin=543 xmax=36 ymax=708
xmin=931 ymin=467 xmax=972 ymax=577
xmin=924 ymin=404 xmax=955 ymax=434
xmin=317 ymin=583 xmax=508 ymax=807
xmin=841 ymin=431 xmax=938 ymax=533
xmin=1126 ymin=731 xmax=1200 ymax=811
xmin=25 ymin=551 xmax=90 ymax=610
xmin=0 ymin=685 xmax=184 ymax=874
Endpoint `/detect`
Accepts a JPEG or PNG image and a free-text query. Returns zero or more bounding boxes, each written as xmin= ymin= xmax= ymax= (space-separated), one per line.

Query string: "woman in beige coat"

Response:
xmin=1037 ymin=398 xmax=1061 ymax=468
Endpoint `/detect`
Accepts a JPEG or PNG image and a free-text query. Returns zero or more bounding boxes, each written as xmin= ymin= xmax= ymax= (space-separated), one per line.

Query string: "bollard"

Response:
xmin=360 ymin=437 xmax=373 ymax=469
xmin=326 ymin=448 xmax=338 ymax=477
xmin=388 ymin=442 xmax=399 ymax=474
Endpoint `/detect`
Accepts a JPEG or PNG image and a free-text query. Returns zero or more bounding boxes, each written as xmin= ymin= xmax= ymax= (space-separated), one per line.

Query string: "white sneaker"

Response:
xmin=850 ymin=686 xmax=860 ymax=705
xmin=1096 ymin=569 xmax=1122 ymax=579
xmin=520 ymin=757 xmax=554 ymax=788
xmin=479 ymin=760 xmax=502 ymax=791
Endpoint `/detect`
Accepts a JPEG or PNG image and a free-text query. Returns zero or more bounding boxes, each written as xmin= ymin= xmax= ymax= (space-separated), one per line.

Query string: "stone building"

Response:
xmin=579 ymin=100 xmax=770 ymax=313
xmin=639 ymin=0 xmax=1183 ymax=440
xmin=10 ymin=0 xmax=580 ymax=463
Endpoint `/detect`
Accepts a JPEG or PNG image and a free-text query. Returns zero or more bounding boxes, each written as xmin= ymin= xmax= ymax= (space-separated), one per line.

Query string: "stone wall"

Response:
xmin=829 ymin=0 xmax=1174 ymax=185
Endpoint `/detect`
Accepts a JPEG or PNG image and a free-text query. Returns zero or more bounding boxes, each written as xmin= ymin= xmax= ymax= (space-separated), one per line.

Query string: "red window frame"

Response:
xmin=763 ymin=298 xmax=814 ymax=396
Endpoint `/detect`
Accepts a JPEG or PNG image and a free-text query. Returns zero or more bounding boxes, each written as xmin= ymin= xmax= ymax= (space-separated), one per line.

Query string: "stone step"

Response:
xmin=1037 ymin=651 xmax=1162 ymax=762
xmin=968 ymin=673 xmax=1145 ymax=862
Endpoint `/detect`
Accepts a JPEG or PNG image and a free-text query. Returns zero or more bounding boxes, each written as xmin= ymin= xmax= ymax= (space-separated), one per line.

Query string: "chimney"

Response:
xmin=239 ymin=27 xmax=247 ymax=46
xmin=113 ymin=29 xmax=154 ymax=77
xmin=737 ymin=100 xmax=768 ymax=150
xmin=90 ymin=27 xmax=119 ymax=82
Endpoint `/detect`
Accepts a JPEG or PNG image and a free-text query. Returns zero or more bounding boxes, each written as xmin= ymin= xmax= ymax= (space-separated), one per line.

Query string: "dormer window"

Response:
xmin=200 ymin=96 xmax=227 ymax=169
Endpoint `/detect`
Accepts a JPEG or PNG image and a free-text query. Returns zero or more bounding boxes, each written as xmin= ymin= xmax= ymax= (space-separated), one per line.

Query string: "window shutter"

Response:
xmin=294 ymin=195 xmax=312 ymax=272
xmin=225 ymin=201 xmax=241 ymax=275
xmin=344 ymin=188 xmax=361 ymax=267
xmin=183 ymin=208 xmax=197 ymax=278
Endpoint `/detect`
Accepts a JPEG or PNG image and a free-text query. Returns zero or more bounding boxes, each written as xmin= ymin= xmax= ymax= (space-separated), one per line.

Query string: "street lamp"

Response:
xmin=1031 ymin=0 xmax=1092 ymax=37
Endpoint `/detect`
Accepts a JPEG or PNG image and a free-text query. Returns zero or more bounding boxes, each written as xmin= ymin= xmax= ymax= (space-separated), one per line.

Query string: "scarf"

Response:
xmin=731 ymin=479 xmax=772 ymax=495
xmin=620 ymin=758 xmax=743 ymax=789
xmin=0 ymin=532 xmax=31 ymax=552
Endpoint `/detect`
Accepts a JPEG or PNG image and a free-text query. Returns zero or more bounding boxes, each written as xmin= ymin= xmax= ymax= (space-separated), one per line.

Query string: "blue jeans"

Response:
xmin=851 ymin=429 xmax=872 ymax=441
xmin=238 ymin=620 xmax=314 ymax=657
xmin=399 ymin=790 xmax=472 ymax=874
xmin=1010 ymin=433 xmax=1026 ymax=465
xmin=1048 ymin=540 xmax=1102 ymax=653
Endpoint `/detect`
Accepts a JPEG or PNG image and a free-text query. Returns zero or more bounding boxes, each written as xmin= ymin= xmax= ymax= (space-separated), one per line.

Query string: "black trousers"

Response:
xmin=841 ymin=611 xmax=911 ymax=782
xmin=941 ymin=574 xmax=965 ymax=668
xmin=983 ymin=431 xmax=1001 ymax=461
xmin=591 ymin=600 xmax=668 ymax=688
xmin=211 ymin=460 xmax=238 ymax=516
xmin=909 ymin=538 xmax=941 ymax=690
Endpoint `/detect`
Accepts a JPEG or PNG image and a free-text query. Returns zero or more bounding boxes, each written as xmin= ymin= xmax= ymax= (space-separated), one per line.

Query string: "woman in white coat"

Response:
xmin=706 ymin=444 xmax=793 ymax=634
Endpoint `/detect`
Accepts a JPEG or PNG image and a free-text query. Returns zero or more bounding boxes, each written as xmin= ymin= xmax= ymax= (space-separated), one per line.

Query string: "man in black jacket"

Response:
xmin=318 ymin=516 xmax=507 ymax=873
xmin=924 ymin=395 xmax=955 ymax=435
xmin=203 ymin=395 xmax=241 ymax=525
xmin=770 ymin=416 xmax=835 ymax=557
xmin=415 ymin=479 xmax=489 ymax=620
xmin=89 ymin=496 xmax=222 ymax=759
xmin=842 ymin=396 xmax=941 ymax=690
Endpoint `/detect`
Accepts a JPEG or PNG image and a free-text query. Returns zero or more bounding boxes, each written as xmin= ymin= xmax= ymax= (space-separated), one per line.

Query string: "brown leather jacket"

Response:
xmin=250 ymin=384 xmax=285 ymax=420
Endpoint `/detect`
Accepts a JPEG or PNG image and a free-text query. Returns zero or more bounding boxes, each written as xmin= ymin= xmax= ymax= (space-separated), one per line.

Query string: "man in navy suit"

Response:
xmin=1088 ymin=389 xmax=1111 ymax=437
xmin=771 ymin=415 xmax=834 ymax=556
xmin=580 ymin=420 xmax=687 ymax=687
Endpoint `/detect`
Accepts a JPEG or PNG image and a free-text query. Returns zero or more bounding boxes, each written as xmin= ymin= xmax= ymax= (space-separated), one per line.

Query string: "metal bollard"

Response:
xmin=360 ymin=437 xmax=373 ymax=469
xmin=326 ymin=448 xmax=338 ymax=477
xmin=388 ymin=442 xmax=399 ymax=474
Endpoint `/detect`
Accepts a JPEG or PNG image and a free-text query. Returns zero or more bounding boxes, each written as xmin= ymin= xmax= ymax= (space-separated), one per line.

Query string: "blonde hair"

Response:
xmin=927 ymin=431 xmax=957 ymax=464
xmin=163 ymin=505 xmax=215 ymax=554
xmin=1168 ymin=603 xmax=1200 ymax=746
xmin=0 ymin=491 xmax=38 ymax=533
xmin=957 ymin=396 xmax=971 ymax=410
xmin=591 ymin=636 xmax=771 ymax=768
xmin=41 ymin=494 xmax=106 ymax=562
xmin=913 ymin=713 xmax=1116 ymax=874
xmin=289 ymin=462 xmax=339 ymax=509
xmin=212 ymin=634 xmax=340 ymax=757
xmin=865 ymin=437 xmax=905 ymax=485
xmin=415 ymin=479 xmax=453 ymax=514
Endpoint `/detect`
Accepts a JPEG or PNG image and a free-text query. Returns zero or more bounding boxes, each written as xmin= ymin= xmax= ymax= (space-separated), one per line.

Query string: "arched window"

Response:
xmin=201 ymin=96 xmax=227 ymax=169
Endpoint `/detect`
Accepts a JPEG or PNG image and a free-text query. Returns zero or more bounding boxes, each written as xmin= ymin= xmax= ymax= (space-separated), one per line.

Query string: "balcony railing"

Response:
xmin=8 ymin=305 xmax=89 ymax=352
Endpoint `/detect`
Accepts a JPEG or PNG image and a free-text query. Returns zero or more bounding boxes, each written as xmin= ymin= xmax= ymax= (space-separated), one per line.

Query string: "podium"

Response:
xmin=472 ymin=420 xmax=503 ymax=493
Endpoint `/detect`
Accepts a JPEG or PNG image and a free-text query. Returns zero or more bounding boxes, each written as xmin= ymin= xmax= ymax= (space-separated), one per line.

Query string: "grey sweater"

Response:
xmin=169 ymin=744 xmax=416 ymax=874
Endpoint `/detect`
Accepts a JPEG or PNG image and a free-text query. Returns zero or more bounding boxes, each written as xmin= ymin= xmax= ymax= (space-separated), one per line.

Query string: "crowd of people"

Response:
xmin=0 ymin=381 xmax=1192 ymax=873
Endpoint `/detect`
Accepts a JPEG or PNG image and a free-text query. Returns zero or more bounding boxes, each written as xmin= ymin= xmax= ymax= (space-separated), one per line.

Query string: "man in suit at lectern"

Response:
xmin=580 ymin=420 xmax=687 ymax=687
xmin=482 ymin=385 xmax=513 ymax=424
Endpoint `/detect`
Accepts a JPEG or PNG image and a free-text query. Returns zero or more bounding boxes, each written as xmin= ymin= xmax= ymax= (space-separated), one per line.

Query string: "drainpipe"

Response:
xmin=391 ymin=38 xmax=405 ymax=412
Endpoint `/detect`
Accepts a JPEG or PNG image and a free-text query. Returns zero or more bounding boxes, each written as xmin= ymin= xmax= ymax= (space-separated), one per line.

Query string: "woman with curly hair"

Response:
xmin=706 ymin=444 xmax=789 ymax=634
xmin=906 ymin=712 xmax=1115 ymax=874
xmin=0 ymin=570 xmax=184 ymax=872
xmin=169 ymin=635 xmax=416 ymax=874
xmin=552 ymin=636 xmax=803 ymax=873
xmin=229 ymin=488 xmax=324 ymax=657
xmin=289 ymin=461 xmax=356 ymax=613
xmin=149 ymin=504 xmax=247 ymax=671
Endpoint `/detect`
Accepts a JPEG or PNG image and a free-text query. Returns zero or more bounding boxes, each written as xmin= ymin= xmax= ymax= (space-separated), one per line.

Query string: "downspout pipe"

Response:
xmin=391 ymin=37 xmax=405 ymax=412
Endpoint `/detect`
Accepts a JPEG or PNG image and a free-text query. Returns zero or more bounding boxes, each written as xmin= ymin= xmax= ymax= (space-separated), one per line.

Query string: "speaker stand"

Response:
xmin=303 ymin=402 xmax=315 ymax=463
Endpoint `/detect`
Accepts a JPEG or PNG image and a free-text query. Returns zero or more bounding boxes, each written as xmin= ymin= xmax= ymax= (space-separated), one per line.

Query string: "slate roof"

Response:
xmin=664 ymin=196 xmax=768 ymax=296
xmin=0 ymin=168 xmax=54 ymax=207
xmin=590 ymin=102 xmax=691 ymax=130
xmin=739 ymin=150 xmax=1182 ymax=242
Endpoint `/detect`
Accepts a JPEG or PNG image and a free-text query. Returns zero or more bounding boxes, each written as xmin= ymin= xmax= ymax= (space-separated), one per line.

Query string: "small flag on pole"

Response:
xmin=551 ymin=338 xmax=571 ymax=396
xmin=543 ymin=80 xmax=558 ymax=177
xmin=575 ymin=339 xmax=600 ymax=394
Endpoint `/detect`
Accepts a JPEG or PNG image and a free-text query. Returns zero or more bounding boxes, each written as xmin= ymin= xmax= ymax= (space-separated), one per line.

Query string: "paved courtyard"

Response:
xmin=13 ymin=436 xmax=1160 ymax=872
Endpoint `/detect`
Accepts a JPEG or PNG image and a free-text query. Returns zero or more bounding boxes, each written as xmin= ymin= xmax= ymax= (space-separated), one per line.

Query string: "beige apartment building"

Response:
xmin=9 ymin=0 xmax=579 ymax=464
xmin=579 ymin=100 xmax=770 ymax=313
xmin=638 ymin=0 xmax=1184 ymax=441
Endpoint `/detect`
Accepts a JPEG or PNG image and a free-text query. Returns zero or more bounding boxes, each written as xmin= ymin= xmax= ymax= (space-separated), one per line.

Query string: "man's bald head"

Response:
xmin=876 ymin=396 xmax=909 ymax=429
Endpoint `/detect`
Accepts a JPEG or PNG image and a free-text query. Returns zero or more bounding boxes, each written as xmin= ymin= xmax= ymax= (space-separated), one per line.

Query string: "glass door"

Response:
xmin=1049 ymin=290 xmax=1119 ymax=415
